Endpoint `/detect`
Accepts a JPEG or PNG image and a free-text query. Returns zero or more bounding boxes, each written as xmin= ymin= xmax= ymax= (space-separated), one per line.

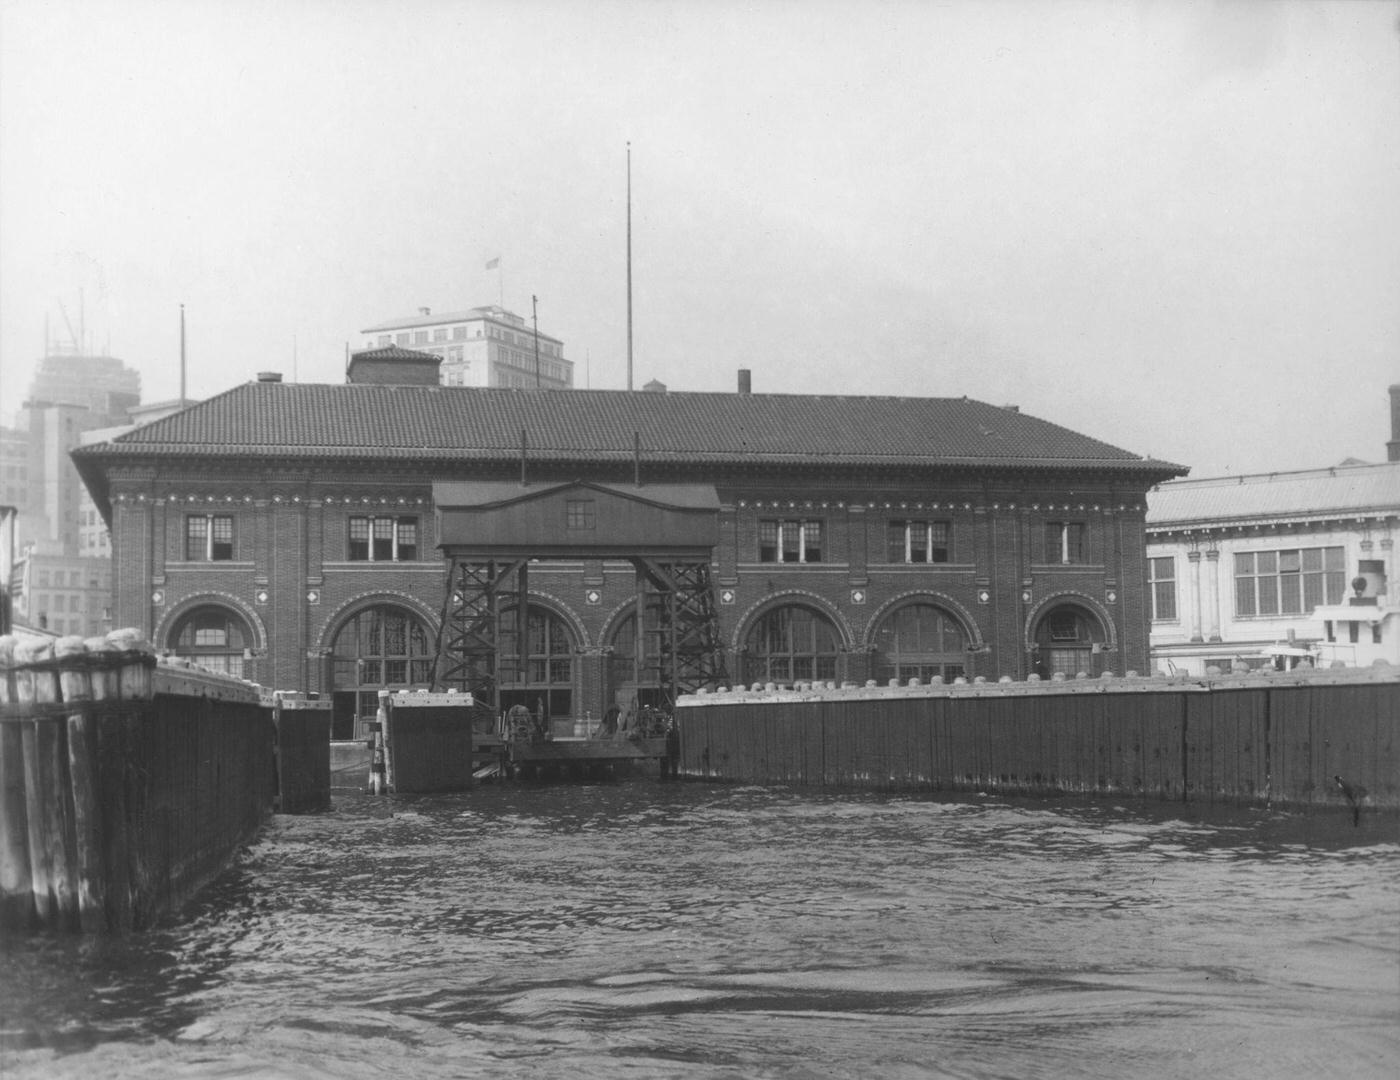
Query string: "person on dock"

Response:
xmin=596 ymin=704 xmax=621 ymax=739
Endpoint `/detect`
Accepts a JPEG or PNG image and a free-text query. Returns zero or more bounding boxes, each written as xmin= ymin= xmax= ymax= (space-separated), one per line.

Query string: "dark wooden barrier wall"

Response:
xmin=1 ymin=633 xmax=330 ymax=934
xmin=274 ymin=697 xmax=332 ymax=813
xmin=676 ymin=669 xmax=1398 ymax=811
xmin=381 ymin=691 xmax=476 ymax=793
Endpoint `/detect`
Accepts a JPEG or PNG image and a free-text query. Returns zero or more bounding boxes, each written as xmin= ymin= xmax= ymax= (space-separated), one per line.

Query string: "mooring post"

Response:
xmin=379 ymin=689 xmax=395 ymax=793
xmin=369 ymin=694 xmax=388 ymax=795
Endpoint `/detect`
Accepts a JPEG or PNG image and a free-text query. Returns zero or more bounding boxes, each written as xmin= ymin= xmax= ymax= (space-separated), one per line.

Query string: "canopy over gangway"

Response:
xmin=429 ymin=479 xmax=728 ymax=710
xmin=433 ymin=479 xmax=720 ymax=557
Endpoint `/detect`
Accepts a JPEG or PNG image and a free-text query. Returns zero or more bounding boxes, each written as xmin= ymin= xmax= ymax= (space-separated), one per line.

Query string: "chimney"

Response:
xmin=256 ymin=372 xmax=283 ymax=383
xmin=1388 ymin=384 xmax=1400 ymax=463
xmin=419 ymin=307 xmax=431 ymax=316
xmin=738 ymin=369 xmax=752 ymax=395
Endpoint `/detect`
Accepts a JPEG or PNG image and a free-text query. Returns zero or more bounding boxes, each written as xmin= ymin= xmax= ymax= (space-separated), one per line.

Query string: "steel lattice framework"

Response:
xmin=635 ymin=558 xmax=729 ymax=705
xmin=432 ymin=557 xmax=524 ymax=705
xmin=432 ymin=555 xmax=727 ymax=711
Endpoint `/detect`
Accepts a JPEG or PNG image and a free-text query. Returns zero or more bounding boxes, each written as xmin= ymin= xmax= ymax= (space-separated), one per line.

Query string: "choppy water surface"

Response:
xmin=2 ymin=780 xmax=1397 ymax=1080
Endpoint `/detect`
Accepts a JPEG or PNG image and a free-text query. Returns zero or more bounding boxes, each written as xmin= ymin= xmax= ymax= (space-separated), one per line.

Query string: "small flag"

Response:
xmin=485 ymin=257 xmax=500 ymax=270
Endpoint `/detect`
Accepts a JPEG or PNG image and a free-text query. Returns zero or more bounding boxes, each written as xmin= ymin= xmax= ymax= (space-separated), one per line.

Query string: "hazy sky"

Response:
xmin=2 ymin=0 xmax=1397 ymax=478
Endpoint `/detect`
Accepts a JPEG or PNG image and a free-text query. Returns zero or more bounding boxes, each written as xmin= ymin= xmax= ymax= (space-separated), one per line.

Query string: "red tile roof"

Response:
xmin=76 ymin=381 xmax=1184 ymax=473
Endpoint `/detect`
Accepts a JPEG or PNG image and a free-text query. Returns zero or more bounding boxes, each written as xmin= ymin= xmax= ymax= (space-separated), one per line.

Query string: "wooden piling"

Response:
xmin=0 ymin=636 xmax=33 ymax=930
xmin=14 ymin=639 xmax=73 ymax=927
xmin=108 ymin=628 xmax=153 ymax=926
xmin=56 ymin=636 xmax=107 ymax=932
xmin=379 ymin=690 xmax=395 ymax=794
xmin=86 ymin=634 xmax=132 ymax=932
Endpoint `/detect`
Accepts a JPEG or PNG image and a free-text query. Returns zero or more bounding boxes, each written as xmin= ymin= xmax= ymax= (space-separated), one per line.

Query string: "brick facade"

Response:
xmin=79 ymin=381 xmax=1180 ymax=732
xmin=104 ymin=460 xmax=1152 ymax=712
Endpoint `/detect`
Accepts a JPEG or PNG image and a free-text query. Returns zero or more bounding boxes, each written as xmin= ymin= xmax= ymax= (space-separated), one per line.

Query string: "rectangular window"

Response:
xmin=759 ymin=519 xmax=779 ymax=562
xmin=452 ymin=325 xmax=467 ymax=340
xmin=348 ymin=516 xmax=419 ymax=562
xmin=372 ymin=517 xmax=393 ymax=560
xmin=1234 ymin=546 xmax=1345 ymax=616
xmin=378 ymin=335 xmax=391 ymax=347
xmin=396 ymin=518 xmax=417 ymax=561
xmin=887 ymin=520 xmax=951 ymax=564
xmin=395 ymin=332 xmax=409 ymax=346
xmin=1046 ymin=522 xmax=1086 ymax=564
xmin=759 ymin=519 xmax=822 ymax=563
xmin=432 ymin=327 xmax=448 ymax=343
xmin=566 ymin=499 xmax=596 ymax=530
xmin=1149 ymin=556 xmax=1176 ymax=620
xmin=348 ymin=517 xmax=370 ymax=560
xmin=185 ymin=514 xmax=234 ymax=561
xmin=413 ymin=330 xmax=429 ymax=345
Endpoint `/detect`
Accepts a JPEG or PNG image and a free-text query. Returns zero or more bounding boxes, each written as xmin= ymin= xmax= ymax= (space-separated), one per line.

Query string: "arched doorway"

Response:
xmin=167 ymin=605 xmax=254 ymax=678
xmin=871 ymin=602 xmax=969 ymax=683
xmin=741 ymin=603 xmax=841 ymax=686
xmin=330 ymin=604 xmax=434 ymax=740
xmin=497 ymin=603 xmax=577 ymax=724
xmin=1031 ymin=602 xmax=1108 ymax=677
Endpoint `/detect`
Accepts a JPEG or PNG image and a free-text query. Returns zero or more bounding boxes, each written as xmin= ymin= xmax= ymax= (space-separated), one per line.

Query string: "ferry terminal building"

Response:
xmin=73 ymin=353 xmax=1186 ymax=738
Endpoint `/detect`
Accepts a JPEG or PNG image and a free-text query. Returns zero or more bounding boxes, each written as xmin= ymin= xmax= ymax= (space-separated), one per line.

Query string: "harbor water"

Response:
xmin=2 ymin=778 xmax=1397 ymax=1079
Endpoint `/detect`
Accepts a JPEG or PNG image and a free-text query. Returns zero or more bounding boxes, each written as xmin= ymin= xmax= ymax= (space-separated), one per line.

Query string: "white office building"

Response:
xmin=360 ymin=306 xmax=572 ymax=390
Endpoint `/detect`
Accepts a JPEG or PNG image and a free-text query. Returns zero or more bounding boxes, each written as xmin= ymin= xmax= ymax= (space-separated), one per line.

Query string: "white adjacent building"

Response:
xmin=1146 ymin=459 xmax=1400 ymax=674
xmin=359 ymin=306 xmax=572 ymax=390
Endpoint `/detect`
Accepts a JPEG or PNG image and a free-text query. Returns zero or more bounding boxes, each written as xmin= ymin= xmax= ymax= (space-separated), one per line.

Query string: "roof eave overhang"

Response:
xmin=79 ymin=443 xmax=1186 ymax=478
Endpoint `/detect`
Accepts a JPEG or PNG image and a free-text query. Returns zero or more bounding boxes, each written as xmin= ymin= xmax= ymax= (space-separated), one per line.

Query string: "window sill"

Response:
xmin=165 ymin=561 xmax=255 ymax=569
xmin=322 ymin=561 xmax=441 ymax=570
xmin=875 ymin=562 xmax=975 ymax=571
xmin=740 ymin=562 xmax=847 ymax=570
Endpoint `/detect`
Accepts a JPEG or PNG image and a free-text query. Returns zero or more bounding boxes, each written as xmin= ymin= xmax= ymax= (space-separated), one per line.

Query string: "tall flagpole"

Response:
xmin=179 ymin=303 xmax=186 ymax=404
xmin=532 ymin=294 xmax=541 ymax=388
xmin=626 ymin=141 xmax=633 ymax=392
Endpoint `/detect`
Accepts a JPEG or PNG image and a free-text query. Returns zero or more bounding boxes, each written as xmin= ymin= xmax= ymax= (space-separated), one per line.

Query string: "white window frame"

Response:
xmin=348 ymin=515 xmax=419 ymax=562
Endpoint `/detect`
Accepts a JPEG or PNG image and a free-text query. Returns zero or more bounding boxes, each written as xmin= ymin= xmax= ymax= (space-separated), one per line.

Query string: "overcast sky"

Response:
xmin=2 ymin=0 xmax=1397 ymax=478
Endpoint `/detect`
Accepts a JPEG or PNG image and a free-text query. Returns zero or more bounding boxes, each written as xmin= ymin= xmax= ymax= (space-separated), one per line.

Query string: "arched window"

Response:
xmin=1032 ymin=603 xmax=1106 ymax=677
xmin=330 ymin=605 xmax=434 ymax=739
xmin=168 ymin=605 xmax=253 ymax=678
xmin=743 ymin=604 xmax=840 ymax=685
xmin=872 ymin=603 xmax=968 ymax=683
xmin=498 ymin=604 xmax=576 ymax=719
xmin=606 ymin=604 xmax=666 ymax=709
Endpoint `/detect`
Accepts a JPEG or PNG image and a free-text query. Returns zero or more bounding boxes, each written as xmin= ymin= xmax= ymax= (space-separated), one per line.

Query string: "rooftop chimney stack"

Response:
xmin=738 ymin=369 xmax=751 ymax=395
xmin=1388 ymin=384 xmax=1400 ymax=462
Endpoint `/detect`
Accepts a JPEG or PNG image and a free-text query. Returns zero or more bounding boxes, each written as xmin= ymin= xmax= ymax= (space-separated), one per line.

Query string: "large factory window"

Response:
xmin=497 ymin=604 xmax=575 ymax=720
xmin=168 ymin=605 xmax=252 ymax=678
xmin=605 ymin=603 xmax=671 ymax=710
xmin=871 ymin=603 xmax=968 ymax=683
xmin=330 ymin=605 xmax=434 ymax=740
xmin=742 ymin=603 xmax=840 ymax=685
xmin=1031 ymin=603 xmax=1106 ymax=677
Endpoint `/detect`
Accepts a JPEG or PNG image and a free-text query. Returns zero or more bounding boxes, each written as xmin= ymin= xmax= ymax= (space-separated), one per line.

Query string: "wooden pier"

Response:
xmin=372 ymin=693 xmax=679 ymax=790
